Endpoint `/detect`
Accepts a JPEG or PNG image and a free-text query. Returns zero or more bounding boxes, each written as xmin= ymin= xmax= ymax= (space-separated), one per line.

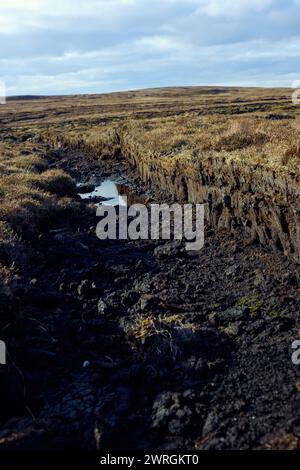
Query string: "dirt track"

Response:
xmin=1 ymin=145 xmax=300 ymax=451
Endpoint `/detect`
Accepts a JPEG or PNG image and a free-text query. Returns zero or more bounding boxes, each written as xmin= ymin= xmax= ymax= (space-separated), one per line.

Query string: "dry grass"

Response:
xmin=2 ymin=86 xmax=299 ymax=172
xmin=118 ymin=113 xmax=300 ymax=171
xmin=0 ymin=86 xmax=299 ymax=282
xmin=282 ymin=142 xmax=300 ymax=165
xmin=127 ymin=312 xmax=197 ymax=359
xmin=0 ymin=130 xmax=81 ymax=296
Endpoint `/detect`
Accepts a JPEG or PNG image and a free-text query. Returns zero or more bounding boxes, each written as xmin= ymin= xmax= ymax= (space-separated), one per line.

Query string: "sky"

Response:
xmin=0 ymin=0 xmax=300 ymax=95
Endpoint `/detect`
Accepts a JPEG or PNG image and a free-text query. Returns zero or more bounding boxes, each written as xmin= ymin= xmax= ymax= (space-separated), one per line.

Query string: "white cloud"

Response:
xmin=195 ymin=0 xmax=276 ymax=17
xmin=7 ymin=72 xmax=123 ymax=95
xmin=0 ymin=0 xmax=138 ymax=33
xmin=0 ymin=0 xmax=299 ymax=93
xmin=3 ymin=34 xmax=300 ymax=91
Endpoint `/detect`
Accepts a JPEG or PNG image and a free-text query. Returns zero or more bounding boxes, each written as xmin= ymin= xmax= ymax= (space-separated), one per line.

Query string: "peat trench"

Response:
xmin=0 ymin=148 xmax=300 ymax=451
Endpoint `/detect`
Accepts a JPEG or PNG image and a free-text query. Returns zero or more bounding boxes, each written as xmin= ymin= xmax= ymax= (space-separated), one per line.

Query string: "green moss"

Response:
xmin=269 ymin=310 xmax=282 ymax=318
xmin=237 ymin=295 xmax=264 ymax=317
xmin=211 ymin=303 xmax=221 ymax=310
xmin=237 ymin=295 xmax=282 ymax=318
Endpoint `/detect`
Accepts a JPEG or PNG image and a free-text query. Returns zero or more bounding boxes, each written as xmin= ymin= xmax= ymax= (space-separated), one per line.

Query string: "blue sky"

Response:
xmin=0 ymin=0 xmax=300 ymax=95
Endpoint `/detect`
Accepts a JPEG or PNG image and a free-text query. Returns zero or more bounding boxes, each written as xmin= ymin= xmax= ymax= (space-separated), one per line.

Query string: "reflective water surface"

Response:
xmin=79 ymin=180 xmax=128 ymax=206
xmin=79 ymin=180 xmax=145 ymax=206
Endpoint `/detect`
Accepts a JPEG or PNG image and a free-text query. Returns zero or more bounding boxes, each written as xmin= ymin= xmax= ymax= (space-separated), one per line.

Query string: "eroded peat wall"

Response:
xmin=119 ymin=133 xmax=300 ymax=262
xmin=46 ymin=130 xmax=300 ymax=262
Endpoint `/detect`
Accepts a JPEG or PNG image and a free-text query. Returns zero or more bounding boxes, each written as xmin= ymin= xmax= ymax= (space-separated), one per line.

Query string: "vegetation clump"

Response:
xmin=237 ymin=295 xmax=282 ymax=318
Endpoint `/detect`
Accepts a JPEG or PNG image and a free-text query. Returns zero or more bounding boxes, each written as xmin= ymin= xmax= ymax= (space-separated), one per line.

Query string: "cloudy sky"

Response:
xmin=0 ymin=0 xmax=300 ymax=95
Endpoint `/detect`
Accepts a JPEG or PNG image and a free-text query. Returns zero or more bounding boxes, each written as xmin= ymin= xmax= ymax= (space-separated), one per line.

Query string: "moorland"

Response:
xmin=0 ymin=86 xmax=299 ymax=450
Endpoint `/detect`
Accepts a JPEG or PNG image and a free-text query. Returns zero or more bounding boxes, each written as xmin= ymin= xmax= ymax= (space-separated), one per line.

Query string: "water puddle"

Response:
xmin=78 ymin=180 xmax=145 ymax=206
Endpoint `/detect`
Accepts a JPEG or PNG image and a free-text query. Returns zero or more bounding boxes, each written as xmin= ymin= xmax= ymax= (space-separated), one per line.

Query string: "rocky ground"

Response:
xmin=0 ymin=147 xmax=300 ymax=451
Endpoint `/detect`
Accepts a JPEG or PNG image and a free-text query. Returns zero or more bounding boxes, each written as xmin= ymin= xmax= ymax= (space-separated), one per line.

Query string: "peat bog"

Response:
xmin=0 ymin=87 xmax=299 ymax=451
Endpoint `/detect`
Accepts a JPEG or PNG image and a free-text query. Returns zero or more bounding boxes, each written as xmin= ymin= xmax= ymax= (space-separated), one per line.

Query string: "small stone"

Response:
xmin=77 ymin=280 xmax=96 ymax=299
xmin=59 ymin=283 xmax=66 ymax=292
xmin=254 ymin=269 xmax=265 ymax=286
xmin=97 ymin=299 xmax=108 ymax=315
xmin=223 ymin=321 xmax=242 ymax=337
xmin=222 ymin=306 xmax=248 ymax=322
xmin=225 ymin=263 xmax=239 ymax=277
xmin=208 ymin=312 xmax=219 ymax=325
